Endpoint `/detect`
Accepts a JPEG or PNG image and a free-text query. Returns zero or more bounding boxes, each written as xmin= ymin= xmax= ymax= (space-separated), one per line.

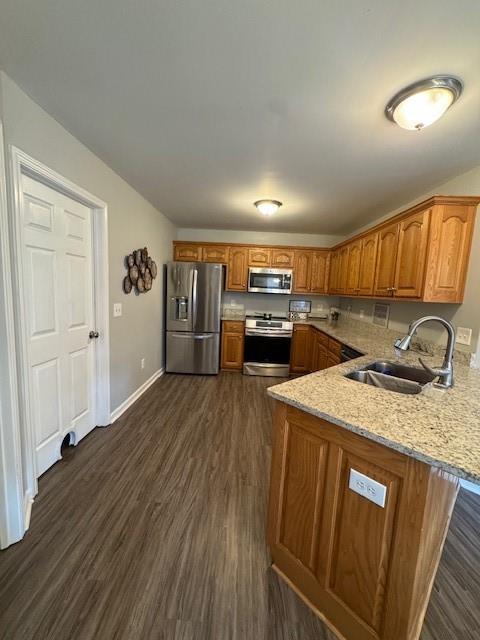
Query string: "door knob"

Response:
xmin=89 ymin=331 xmax=100 ymax=339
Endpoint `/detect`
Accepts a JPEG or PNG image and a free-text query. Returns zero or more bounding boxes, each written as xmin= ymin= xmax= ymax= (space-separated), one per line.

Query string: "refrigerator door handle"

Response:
xmin=193 ymin=334 xmax=213 ymax=340
xmin=192 ymin=268 xmax=198 ymax=329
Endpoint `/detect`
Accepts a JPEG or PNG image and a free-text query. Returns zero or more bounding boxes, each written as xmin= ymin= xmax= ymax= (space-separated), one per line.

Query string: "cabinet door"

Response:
xmin=328 ymin=250 xmax=339 ymax=293
xmin=173 ymin=243 xmax=202 ymax=262
xmin=312 ymin=339 xmax=328 ymax=372
xmin=290 ymin=325 xmax=311 ymax=373
xmin=326 ymin=353 xmax=341 ymax=368
xmin=393 ymin=209 xmax=430 ymax=298
xmin=221 ymin=332 xmax=244 ymax=369
xmin=374 ymin=223 xmax=399 ymax=296
xmin=267 ymin=404 xmax=330 ymax=603
xmin=293 ymin=250 xmax=313 ymax=293
xmin=202 ymin=245 xmax=228 ymax=263
xmin=345 ymin=241 xmax=362 ymax=295
xmin=226 ymin=247 xmax=248 ymax=290
xmin=336 ymin=246 xmax=349 ymax=295
xmin=423 ymin=203 xmax=476 ymax=303
xmin=358 ymin=233 xmax=378 ymax=296
xmin=311 ymin=251 xmax=330 ymax=294
xmin=271 ymin=248 xmax=295 ymax=268
xmin=248 ymin=247 xmax=271 ymax=267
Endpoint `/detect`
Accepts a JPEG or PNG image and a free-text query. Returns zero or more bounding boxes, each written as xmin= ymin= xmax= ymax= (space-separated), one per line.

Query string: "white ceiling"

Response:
xmin=0 ymin=0 xmax=479 ymax=234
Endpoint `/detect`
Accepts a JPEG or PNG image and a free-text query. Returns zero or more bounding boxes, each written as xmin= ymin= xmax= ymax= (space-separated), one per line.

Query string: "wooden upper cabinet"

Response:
xmin=423 ymin=202 xmax=477 ymax=303
xmin=271 ymin=248 xmax=294 ymax=268
xmin=248 ymin=247 xmax=271 ymax=267
xmin=374 ymin=223 xmax=399 ymax=296
xmin=328 ymin=250 xmax=339 ymax=293
xmin=293 ymin=250 xmax=313 ymax=293
xmin=202 ymin=245 xmax=228 ymax=263
xmin=173 ymin=243 xmax=202 ymax=262
xmin=173 ymin=197 xmax=478 ymax=303
xmin=345 ymin=240 xmax=362 ymax=295
xmin=394 ymin=209 xmax=431 ymax=298
xmin=336 ymin=246 xmax=349 ymax=295
xmin=357 ymin=233 xmax=378 ymax=296
xmin=311 ymin=251 xmax=330 ymax=294
xmin=226 ymin=247 xmax=248 ymax=290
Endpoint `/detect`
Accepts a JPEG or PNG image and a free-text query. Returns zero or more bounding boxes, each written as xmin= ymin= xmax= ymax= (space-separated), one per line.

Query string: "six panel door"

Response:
xmin=21 ymin=174 xmax=96 ymax=477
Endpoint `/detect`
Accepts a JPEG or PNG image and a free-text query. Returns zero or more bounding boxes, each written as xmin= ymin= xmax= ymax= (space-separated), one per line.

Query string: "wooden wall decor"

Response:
xmin=123 ymin=247 xmax=157 ymax=294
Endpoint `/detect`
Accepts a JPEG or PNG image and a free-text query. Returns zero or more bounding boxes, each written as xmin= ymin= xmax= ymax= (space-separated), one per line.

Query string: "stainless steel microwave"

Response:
xmin=248 ymin=267 xmax=293 ymax=294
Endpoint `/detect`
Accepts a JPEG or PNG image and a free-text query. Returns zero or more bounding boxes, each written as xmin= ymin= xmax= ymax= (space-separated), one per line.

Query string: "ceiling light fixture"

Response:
xmin=254 ymin=199 xmax=282 ymax=216
xmin=385 ymin=75 xmax=463 ymax=131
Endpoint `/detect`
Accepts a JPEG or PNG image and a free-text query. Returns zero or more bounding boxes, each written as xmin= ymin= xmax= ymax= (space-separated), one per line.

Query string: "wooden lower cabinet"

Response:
xmin=290 ymin=325 xmax=311 ymax=373
xmin=267 ymin=403 xmax=459 ymax=640
xmin=292 ymin=325 xmax=343 ymax=375
xmin=220 ymin=321 xmax=244 ymax=370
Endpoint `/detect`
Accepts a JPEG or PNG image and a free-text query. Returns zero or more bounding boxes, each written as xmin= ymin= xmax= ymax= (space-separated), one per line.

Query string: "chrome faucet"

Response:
xmin=394 ymin=316 xmax=456 ymax=389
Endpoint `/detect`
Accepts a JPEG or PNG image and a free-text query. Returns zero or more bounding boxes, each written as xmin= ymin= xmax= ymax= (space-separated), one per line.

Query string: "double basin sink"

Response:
xmin=345 ymin=360 xmax=436 ymax=395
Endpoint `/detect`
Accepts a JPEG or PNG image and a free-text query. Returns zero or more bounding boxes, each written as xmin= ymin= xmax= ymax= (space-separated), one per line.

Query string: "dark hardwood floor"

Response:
xmin=0 ymin=372 xmax=479 ymax=639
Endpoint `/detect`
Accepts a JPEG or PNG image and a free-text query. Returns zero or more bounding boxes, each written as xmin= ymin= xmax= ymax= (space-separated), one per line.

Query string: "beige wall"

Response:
xmin=176 ymin=227 xmax=344 ymax=247
xmin=339 ymin=166 xmax=480 ymax=356
xmin=0 ymin=72 xmax=176 ymax=411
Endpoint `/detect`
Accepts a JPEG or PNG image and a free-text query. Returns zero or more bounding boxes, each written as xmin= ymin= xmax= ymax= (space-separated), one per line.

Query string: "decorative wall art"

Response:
xmin=123 ymin=247 xmax=157 ymax=294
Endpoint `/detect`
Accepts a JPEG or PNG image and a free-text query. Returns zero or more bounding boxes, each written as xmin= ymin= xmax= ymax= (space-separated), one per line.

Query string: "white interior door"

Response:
xmin=21 ymin=174 xmax=96 ymax=477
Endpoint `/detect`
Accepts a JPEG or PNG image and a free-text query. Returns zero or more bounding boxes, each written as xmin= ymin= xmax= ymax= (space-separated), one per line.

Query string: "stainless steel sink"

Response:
xmin=344 ymin=361 xmax=436 ymax=395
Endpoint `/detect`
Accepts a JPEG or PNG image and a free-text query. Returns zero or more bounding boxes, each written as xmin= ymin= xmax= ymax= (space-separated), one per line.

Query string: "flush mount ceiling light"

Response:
xmin=254 ymin=199 xmax=283 ymax=216
xmin=385 ymin=75 xmax=463 ymax=131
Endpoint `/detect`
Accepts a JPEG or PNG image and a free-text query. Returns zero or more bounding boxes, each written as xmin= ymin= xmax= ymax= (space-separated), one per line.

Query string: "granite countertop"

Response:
xmin=268 ymin=318 xmax=480 ymax=485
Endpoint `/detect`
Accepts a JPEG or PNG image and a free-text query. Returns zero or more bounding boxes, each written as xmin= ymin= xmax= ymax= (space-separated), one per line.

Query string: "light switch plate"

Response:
xmin=113 ymin=303 xmax=122 ymax=317
xmin=456 ymin=327 xmax=472 ymax=346
xmin=349 ymin=468 xmax=387 ymax=508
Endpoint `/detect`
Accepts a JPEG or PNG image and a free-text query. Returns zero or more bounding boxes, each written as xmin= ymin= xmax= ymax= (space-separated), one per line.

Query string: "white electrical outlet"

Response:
xmin=349 ymin=468 xmax=387 ymax=508
xmin=359 ymin=309 xmax=365 ymax=319
xmin=113 ymin=303 xmax=122 ymax=317
xmin=456 ymin=327 xmax=472 ymax=346
xmin=141 ymin=358 xmax=145 ymax=369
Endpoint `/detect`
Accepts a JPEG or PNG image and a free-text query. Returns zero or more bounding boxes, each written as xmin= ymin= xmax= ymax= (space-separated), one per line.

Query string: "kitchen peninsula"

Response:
xmin=266 ymin=318 xmax=480 ymax=640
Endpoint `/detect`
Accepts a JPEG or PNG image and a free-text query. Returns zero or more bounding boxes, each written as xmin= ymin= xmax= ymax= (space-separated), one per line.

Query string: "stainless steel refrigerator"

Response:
xmin=166 ymin=262 xmax=223 ymax=374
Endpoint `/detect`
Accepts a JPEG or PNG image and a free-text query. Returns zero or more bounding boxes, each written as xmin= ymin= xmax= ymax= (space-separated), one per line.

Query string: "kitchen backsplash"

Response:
xmin=222 ymin=291 xmax=337 ymax=318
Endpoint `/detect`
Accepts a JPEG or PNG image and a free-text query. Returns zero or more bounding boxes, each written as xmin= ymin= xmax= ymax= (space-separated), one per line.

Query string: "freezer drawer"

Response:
xmin=166 ymin=332 xmax=220 ymax=374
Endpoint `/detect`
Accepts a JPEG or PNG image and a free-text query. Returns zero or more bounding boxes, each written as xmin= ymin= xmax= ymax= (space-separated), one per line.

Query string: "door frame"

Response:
xmin=0 ymin=124 xmax=25 ymax=548
xmin=4 ymin=146 xmax=110 ymax=540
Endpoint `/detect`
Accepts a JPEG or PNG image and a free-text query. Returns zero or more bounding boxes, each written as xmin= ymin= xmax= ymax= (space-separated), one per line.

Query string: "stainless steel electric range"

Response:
xmin=243 ymin=314 xmax=293 ymax=377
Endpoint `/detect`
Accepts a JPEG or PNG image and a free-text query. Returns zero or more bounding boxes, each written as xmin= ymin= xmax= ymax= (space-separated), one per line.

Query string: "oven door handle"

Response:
xmin=245 ymin=329 xmax=293 ymax=337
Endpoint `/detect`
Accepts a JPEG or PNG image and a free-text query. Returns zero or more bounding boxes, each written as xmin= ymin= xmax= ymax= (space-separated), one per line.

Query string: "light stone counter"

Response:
xmin=268 ymin=318 xmax=480 ymax=484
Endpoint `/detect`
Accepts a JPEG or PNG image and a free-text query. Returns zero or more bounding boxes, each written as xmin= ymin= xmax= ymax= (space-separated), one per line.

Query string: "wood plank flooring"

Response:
xmin=0 ymin=372 xmax=479 ymax=639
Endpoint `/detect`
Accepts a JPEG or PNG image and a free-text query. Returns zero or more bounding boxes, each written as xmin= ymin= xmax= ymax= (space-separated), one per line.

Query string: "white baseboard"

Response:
xmin=110 ymin=368 xmax=164 ymax=423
